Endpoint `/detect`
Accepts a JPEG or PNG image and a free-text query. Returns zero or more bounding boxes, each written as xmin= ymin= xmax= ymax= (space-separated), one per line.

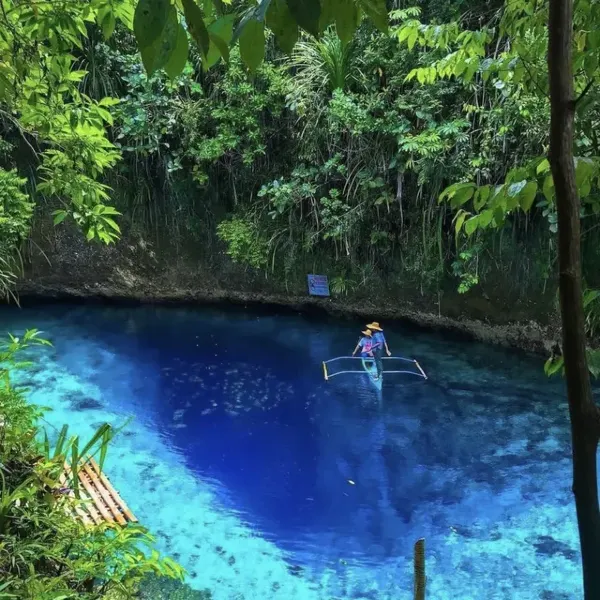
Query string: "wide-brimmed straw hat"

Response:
xmin=367 ymin=322 xmax=383 ymax=331
xmin=362 ymin=330 xmax=372 ymax=336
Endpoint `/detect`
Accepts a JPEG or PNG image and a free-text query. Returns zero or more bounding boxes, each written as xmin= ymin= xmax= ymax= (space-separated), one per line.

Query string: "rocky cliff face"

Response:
xmin=17 ymin=217 xmax=558 ymax=355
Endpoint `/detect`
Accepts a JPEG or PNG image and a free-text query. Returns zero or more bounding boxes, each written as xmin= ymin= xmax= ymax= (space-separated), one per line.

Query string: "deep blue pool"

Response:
xmin=0 ymin=302 xmax=583 ymax=599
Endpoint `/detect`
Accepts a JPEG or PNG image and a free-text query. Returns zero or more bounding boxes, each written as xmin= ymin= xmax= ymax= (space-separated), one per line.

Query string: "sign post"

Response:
xmin=307 ymin=274 xmax=330 ymax=297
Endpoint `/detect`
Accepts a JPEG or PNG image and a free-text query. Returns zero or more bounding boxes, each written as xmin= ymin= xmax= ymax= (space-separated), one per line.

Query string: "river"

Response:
xmin=0 ymin=302 xmax=581 ymax=599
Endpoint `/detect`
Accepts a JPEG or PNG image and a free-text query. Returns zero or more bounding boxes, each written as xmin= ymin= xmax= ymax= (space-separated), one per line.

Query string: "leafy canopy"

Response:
xmin=132 ymin=0 xmax=389 ymax=76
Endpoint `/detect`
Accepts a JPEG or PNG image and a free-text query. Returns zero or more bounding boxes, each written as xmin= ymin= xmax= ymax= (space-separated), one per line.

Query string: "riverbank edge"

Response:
xmin=15 ymin=279 xmax=558 ymax=356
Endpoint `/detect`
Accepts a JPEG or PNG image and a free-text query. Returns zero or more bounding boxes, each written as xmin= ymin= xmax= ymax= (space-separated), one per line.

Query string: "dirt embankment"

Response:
xmin=16 ymin=220 xmax=560 ymax=355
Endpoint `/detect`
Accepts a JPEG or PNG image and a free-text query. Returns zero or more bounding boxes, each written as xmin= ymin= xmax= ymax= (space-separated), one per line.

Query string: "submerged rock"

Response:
xmin=532 ymin=536 xmax=578 ymax=562
xmin=138 ymin=574 xmax=212 ymax=599
xmin=540 ymin=591 xmax=572 ymax=600
xmin=287 ymin=564 xmax=304 ymax=577
xmin=70 ymin=395 xmax=103 ymax=411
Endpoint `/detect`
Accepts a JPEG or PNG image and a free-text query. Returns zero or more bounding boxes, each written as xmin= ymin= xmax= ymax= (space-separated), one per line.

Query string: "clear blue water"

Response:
xmin=0 ymin=303 xmax=583 ymax=599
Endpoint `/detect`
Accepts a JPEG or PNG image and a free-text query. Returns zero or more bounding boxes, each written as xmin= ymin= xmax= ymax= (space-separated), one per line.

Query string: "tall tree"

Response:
xmin=548 ymin=0 xmax=600 ymax=596
xmin=395 ymin=0 xmax=600 ymax=596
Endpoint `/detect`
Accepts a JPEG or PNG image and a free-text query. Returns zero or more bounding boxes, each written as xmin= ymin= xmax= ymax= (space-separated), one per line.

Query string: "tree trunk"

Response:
xmin=548 ymin=0 xmax=600 ymax=597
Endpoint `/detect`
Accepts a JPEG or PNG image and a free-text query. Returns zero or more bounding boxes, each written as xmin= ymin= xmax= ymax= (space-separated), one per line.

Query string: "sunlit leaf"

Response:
xmin=536 ymin=158 xmax=550 ymax=175
xmin=544 ymin=355 xmax=564 ymax=377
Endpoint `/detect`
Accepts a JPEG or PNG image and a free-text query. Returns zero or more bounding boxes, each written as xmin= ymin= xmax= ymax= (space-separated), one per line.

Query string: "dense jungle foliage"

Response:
xmin=2 ymin=0 xmax=599 ymax=317
xmin=2 ymin=0 xmax=600 ymax=597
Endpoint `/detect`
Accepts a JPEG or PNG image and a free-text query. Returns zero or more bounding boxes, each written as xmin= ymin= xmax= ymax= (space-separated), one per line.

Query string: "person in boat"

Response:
xmin=368 ymin=321 xmax=391 ymax=380
xmin=352 ymin=329 xmax=374 ymax=361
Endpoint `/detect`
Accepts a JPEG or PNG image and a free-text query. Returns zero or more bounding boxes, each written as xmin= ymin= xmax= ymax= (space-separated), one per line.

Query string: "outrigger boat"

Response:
xmin=322 ymin=356 xmax=427 ymax=390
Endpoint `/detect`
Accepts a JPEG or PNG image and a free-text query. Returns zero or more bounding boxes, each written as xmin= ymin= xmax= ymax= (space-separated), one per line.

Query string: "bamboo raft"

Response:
xmin=59 ymin=457 xmax=137 ymax=526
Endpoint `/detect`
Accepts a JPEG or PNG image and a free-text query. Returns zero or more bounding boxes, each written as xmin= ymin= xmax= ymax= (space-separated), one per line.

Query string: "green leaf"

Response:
xmin=454 ymin=210 xmax=468 ymax=239
xmin=204 ymin=0 xmax=215 ymax=18
xmin=266 ymin=0 xmax=299 ymax=53
xmin=588 ymin=29 xmax=600 ymax=50
xmin=359 ymin=0 xmax=388 ymax=33
xmin=209 ymin=31 xmax=230 ymax=65
xmin=164 ymin=23 xmax=190 ymax=79
xmin=140 ymin=6 xmax=180 ymax=76
xmin=464 ymin=215 xmax=479 ymax=236
xmin=407 ymin=28 xmax=418 ymax=50
xmin=182 ymin=0 xmax=210 ymax=58
xmin=575 ymin=157 xmax=596 ymax=189
xmin=332 ymin=0 xmax=359 ymax=44
xmin=587 ymin=348 xmax=600 ymax=379
xmin=544 ymin=355 xmax=564 ymax=377
xmin=478 ymin=209 xmax=493 ymax=228
xmin=205 ymin=14 xmax=235 ymax=67
xmin=101 ymin=11 xmax=117 ymax=40
xmin=287 ymin=0 xmax=321 ymax=37
xmin=519 ymin=181 xmax=538 ymax=211
xmin=543 ymin=174 xmax=555 ymax=202
xmin=473 ymin=185 xmax=490 ymax=211
xmin=536 ymin=158 xmax=550 ymax=175
xmin=319 ymin=0 xmax=335 ymax=30
xmin=449 ymin=183 xmax=475 ymax=208
xmin=584 ymin=289 xmax=600 ymax=308
xmin=98 ymin=97 xmax=120 ymax=107
xmin=255 ymin=0 xmax=273 ymax=21
xmin=134 ymin=0 xmax=170 ymax=49
xmin=52 ymin=210 xmax=67 ymax=225
xmin=584 ymin=53 xmax=598 ymax=79
xmin=493 ymin=206 xmax=505 ymax=226
xmin=239 ymin=18 xmax=265 ymax=71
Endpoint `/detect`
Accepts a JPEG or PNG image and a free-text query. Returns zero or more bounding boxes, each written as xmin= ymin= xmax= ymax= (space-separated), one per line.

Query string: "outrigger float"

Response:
xmin=322 ymin=356 xmax=427 ymax=390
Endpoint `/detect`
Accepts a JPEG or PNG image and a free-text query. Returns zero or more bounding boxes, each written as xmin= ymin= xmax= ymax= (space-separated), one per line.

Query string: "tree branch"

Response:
xmin=575 ymin=79 xmax=596 ymax=106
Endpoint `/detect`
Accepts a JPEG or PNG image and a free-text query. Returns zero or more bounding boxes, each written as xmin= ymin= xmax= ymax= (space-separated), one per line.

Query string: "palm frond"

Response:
xmin=286 ymin=29 xmax=364 ymax=100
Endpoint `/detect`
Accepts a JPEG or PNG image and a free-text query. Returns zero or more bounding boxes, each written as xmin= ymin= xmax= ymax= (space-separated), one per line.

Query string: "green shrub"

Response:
xmin=0 ymin=330 xmax=185 ymax=598
xmin=216 ymin=216 xmax=269 ymax=269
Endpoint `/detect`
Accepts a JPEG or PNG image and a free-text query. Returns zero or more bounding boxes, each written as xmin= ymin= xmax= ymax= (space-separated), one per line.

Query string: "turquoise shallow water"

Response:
xmin=0 ymin=302 xmax=584 ymax=599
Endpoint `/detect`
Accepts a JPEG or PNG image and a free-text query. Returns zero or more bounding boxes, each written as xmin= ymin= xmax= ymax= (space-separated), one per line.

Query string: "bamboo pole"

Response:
xmin=414 ymin=538 xmax=425 ymax=600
